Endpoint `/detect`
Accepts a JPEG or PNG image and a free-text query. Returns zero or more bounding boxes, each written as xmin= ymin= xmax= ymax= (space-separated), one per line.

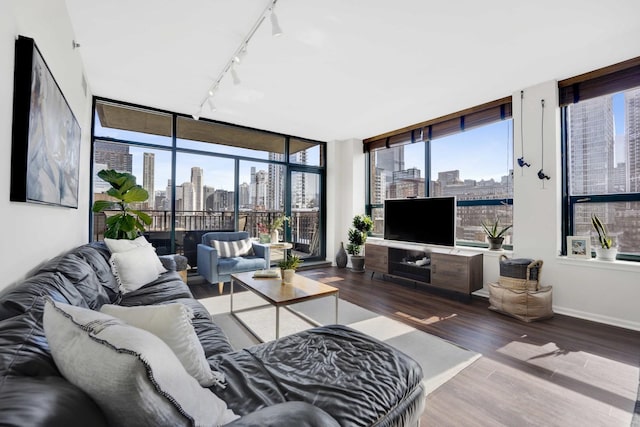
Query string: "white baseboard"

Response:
xmin=472 ymin=289 xmax=640 ymax=332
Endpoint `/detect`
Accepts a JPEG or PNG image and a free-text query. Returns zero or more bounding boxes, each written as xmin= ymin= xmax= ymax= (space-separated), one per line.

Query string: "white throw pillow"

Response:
xmin=100 ymin=303 xmax=224 ymax=388
xmin=109 ymin=244 xmax=166 ymax=293
xmin=104 ymin=236 xmax=150 ymax=253
xmin=43 ymin=299 xmax=238 ymax=427
xmin=211 ymin=238 xmax=253 ymax=258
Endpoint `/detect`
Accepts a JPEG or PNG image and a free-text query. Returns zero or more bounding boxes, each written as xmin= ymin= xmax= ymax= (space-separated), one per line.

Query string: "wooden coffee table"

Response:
xmin=230 ymin=271 xmax=339 ymax=342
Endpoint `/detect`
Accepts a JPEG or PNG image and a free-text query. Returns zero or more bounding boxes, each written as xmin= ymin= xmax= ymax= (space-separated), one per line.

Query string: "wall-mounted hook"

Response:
xmin=517 ymin=91 xmax=529 ymax=169
xmin=537 ymin=169 xmax=550 ymax=180
xmin=517 ymin=157 xmax=531 ymax=168
xmin=538 ymin=99 xmax=550 ymax=183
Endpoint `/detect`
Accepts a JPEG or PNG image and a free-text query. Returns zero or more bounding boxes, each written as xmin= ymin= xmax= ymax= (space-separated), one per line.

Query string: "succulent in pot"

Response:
xmin=481 ymin=219 xmax=512 ymax=250
xmin=591 ymin=214 xmax=617 ymax=261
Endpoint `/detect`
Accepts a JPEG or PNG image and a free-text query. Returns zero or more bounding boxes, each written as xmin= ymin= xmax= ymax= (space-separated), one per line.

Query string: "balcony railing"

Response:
xmin=93 ymin=210 xmax=320 ymax=268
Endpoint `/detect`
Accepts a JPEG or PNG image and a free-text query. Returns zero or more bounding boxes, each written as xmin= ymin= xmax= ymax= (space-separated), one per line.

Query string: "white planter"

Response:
xmin=270 ymin=230 xmax=279 ymax=243
xmin=595 ymin=247 xmax=617 ymax=261
xmin=281 ymin=269 xmax=295 ymax=284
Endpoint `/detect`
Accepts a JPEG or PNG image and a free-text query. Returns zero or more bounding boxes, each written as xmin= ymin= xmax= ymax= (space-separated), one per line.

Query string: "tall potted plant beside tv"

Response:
xmin=346 ymin=214 xmax=374 ymax=272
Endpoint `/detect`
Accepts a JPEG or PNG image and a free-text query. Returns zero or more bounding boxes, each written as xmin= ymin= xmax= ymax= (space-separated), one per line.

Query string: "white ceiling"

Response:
xmin=65 ymin=0 xmax=640 ymax=142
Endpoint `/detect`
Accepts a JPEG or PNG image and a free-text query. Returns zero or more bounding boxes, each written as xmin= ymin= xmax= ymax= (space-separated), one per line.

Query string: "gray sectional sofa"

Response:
xmin=0 ymin=241 xmax=425 ymax=426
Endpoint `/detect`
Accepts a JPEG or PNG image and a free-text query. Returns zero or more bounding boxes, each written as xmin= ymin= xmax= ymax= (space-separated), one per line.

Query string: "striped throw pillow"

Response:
xmin=211 ymin=238 xmax=254 ymax=258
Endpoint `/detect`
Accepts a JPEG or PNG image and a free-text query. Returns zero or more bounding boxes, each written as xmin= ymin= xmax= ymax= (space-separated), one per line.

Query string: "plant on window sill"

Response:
xmin=481 ymin=219 xmax=512 ymax=250
xmin=591 ymin=214 xmax=617 ymax=261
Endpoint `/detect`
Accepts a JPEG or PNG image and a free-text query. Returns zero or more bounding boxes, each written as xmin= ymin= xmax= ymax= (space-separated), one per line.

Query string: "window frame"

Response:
xmin=560 ymin=58 xmax=640 ymax=262
xmin=365 ymin=98 xmax=514 ymax=250
xmin=90 ymin=97 xmax=327 ymax=263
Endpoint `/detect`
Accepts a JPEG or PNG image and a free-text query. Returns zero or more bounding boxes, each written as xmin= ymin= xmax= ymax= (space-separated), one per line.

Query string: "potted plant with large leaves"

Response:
xmin=92 ymin=169 xmax=151 ymax=240
xmin=591 ymin=214 xmax=617 ymax=261
xmin=481 ymin=219 xmax=512 ymax=250
xmin=346 ymin=214 xmax=374 ymax=272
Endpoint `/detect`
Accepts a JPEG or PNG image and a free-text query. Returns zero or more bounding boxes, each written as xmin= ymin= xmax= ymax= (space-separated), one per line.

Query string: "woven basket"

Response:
xmin=498 ymin=255 xmax=542 ymax=291
xmin=488 ymin=282 xmax=553 ymax=322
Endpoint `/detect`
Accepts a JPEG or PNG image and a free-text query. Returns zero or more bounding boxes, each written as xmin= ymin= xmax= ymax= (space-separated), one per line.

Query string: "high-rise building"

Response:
xmin=393 ymin=167 xmax=421 ymax=181
xmin=203 ymin=185 xmax=216 ymax=210
xmin=375 ymin=146 xmax=405 ymax=184
xmin=174 ymin=183 xmax=183 ymax=211
xmin=438 ymin=170 xmax=462 ymax=185
xmin=293 ymin=172 xmax=307 ymax=209
xmin=239 ymin=182 xmax=250 ymax=208
xmin=142 ymin=152 xmax=154 ymax=209
xmin=626 ymin=88 xmax=640 ymax=192
xmin=569 ymin=95 xmax=616 ymax=235
xmin=94 ymin=141 xmax=132 ymax=173
xmin=165 ymin=179 xmax=172 ymax=204
xmin=569 ymin=96 xmax=615 ymax=195
xmin=371 ymin=167 xmax=387 ymax=203
xmin=212 ymin=189 xmax=232 ymax=211
xmin=191 ymin=167 xmax=203 ymax=212
xmin=268 ymin=153 xmax=284 ymax=211
xmin=387 ymin=167 xmax=424 ymax=199
xmin=253 ymin=170 xmax=268 ymax=209
xmin=249 ymin=167 xmax=257 ymax=207
xmin=181 ymin=182 xmax=195 ymax=212
xmin=93 ymin=162 xmax=111 ymax=193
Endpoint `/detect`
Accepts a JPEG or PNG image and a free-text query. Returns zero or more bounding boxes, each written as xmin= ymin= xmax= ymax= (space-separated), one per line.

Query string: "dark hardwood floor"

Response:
xmin=188 ymin=266 xmax=640 ymax=427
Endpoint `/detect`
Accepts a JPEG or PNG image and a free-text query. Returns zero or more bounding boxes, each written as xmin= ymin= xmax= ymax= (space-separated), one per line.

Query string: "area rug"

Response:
xmin=199 ymin=292 xmax=481 ymax=395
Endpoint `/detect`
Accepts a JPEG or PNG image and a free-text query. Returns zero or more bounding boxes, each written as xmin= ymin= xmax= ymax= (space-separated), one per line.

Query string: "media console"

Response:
xmin=365 ymin=241 xmax=483 ymax=297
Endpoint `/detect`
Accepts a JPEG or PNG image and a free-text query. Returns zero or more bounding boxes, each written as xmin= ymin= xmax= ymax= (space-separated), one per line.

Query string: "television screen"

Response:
xmin=384 ymin=197 xmax=456 ymax=247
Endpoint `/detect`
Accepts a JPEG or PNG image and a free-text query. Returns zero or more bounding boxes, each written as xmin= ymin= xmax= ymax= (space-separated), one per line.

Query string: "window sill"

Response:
xmin=556 ymin=256 xmax=640 ymax=273
xmin=457 ymin=246 xmax=514 ymax=258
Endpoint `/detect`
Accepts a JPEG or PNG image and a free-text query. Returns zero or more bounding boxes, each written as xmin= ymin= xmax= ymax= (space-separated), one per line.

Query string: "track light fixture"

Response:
xmin=270 ymin=7 xmax=283 ymax=37
xmin=230 ymin=65 xmax=241 ymax=85
xmin=207 ymin=97 xmax=216 ymax=112
xmin=192 ymin=0 xmax=283 ymax=120
xmin=233 ymin=45 xmax=247 ymax=64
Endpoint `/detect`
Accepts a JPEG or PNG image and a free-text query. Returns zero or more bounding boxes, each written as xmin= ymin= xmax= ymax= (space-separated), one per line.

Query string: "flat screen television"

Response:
xmin=384 ymin=197 xmax=456 ymax=247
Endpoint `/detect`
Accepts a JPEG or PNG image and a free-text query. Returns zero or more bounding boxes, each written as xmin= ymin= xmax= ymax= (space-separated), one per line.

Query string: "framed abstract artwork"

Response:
xmin=10 ymin=36 xmax=81 ymax=208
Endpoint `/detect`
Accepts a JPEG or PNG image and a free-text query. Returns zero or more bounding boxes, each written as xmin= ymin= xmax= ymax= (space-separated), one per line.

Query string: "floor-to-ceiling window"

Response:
xmin=91 ymin=98 xmax=326 ymax=269
xmin=365 ymin=98 xmax=513 ymax=248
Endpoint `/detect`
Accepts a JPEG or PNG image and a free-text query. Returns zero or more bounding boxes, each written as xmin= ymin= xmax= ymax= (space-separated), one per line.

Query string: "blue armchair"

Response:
xmin=197 ymin=231 xmax=270 ymax=293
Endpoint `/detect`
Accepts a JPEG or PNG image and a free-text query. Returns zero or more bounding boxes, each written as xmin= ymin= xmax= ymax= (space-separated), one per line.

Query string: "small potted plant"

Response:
xmin=481 ymin=219 xmax=512 ymax=250
xmin=269 ymin=214 xmax=289 ymax=243
xmin=277 ymin=254 xmax=302 ymax=284
xmin=92 ymin=169 xmax=151 ymax=240
xmin=591 ymin=214 xmax=617 ymax=261
xmin=257 ymin=222 xmax=271 ymax=243
xmin=346 ymin=214 xmax=374 ymax=272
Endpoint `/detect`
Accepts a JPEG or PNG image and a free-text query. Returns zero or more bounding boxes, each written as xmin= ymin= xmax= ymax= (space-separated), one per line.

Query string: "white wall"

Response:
xmin=510 ymin=80 xmax=640 ymax=331
xmin=330 ymin=81 xmax=640 ymax=331
xmin=326 ymin=139 xmax=366 ymax=267
xmin=1 ymin=0 xmax=92 ymax=287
